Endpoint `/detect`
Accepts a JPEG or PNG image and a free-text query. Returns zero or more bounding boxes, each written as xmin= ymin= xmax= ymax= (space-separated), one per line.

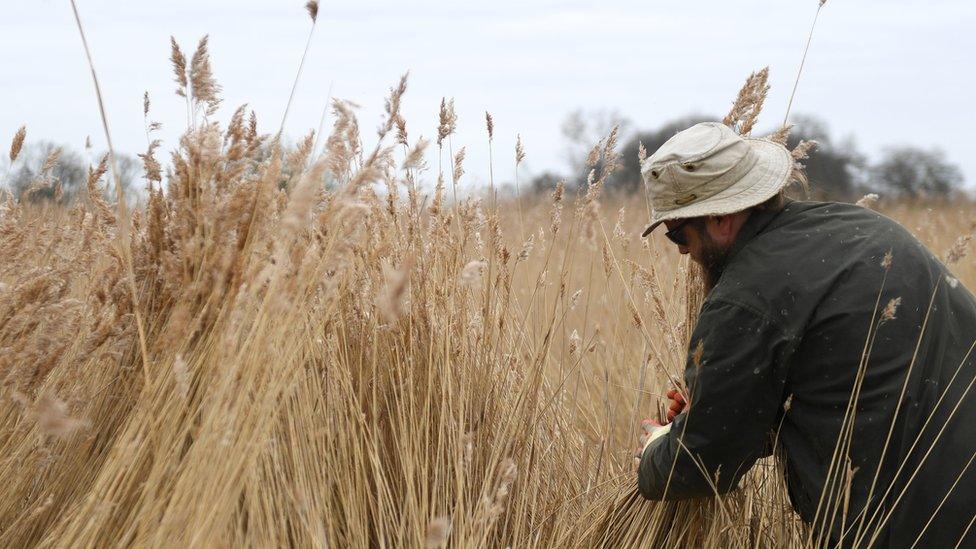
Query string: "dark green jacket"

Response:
xmin=638 ymin=200 xmax=976 ymax=548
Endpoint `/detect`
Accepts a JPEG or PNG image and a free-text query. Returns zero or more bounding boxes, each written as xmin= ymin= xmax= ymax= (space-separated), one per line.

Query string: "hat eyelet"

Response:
xmin=650 ymin=170 xmax=659 ymax=179
xmin=682 ymin=163 xmax=696 ymax=172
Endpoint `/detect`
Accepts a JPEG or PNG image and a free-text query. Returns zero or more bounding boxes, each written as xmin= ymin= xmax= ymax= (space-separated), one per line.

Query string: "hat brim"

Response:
xmin=641 ymin=138 xmax=793 ymax=237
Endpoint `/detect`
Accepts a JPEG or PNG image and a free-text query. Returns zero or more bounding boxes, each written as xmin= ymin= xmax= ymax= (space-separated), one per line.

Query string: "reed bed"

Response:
xmin=2 ymin=19 xmax=975 ymax=549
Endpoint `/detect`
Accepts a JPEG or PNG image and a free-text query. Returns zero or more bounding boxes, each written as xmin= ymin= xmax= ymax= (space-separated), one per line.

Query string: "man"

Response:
xmin=635 ymin=122 xmax=976 ymax=547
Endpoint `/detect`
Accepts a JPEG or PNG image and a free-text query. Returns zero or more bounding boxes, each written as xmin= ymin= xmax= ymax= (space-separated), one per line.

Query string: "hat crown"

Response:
xmin=638 ymin=122 xmax=794 ymax=237
xmin=642 ymin=122 xmax=757 ymax=209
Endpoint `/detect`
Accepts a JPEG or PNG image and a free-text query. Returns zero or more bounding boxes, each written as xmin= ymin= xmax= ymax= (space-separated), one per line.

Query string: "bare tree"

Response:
xmin=870 ymin=146 xmax=963 ymax=199
xmin=784 ymin=115 xmax=867 ymax=200
xmin=4 ymin=141 xmax=141 ymax=204
xmin=561 ymin=108 xmax=631 ymax=187
xmin=6 ymin=141 xmax=86 ymax=203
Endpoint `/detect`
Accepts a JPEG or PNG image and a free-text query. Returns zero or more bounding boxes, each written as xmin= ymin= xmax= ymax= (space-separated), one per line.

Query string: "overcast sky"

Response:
xmin=2 ymin=1 xmax=975 ymax=192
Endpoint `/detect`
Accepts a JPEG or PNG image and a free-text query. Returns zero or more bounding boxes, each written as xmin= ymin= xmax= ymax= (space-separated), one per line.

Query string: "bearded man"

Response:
xmin=634 ymin=122 xmax=976 ymax=547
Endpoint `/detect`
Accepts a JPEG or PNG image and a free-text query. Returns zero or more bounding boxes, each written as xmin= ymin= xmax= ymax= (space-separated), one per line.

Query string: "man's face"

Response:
xmin=663 ymin=218 xmax=733 ymax=291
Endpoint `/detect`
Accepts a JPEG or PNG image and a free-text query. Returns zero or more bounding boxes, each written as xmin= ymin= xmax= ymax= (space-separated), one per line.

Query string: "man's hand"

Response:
xmin=634 ymin=418 xmax=671 ymax=464
xmin=665 ymin=387 xmax=689 ymax=423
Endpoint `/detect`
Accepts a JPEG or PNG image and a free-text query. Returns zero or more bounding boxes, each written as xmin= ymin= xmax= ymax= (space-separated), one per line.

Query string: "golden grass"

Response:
xmin=1 ymin=100 xmax=973 ymax=546
xmin=2 ymin=10 xmax=975 ymax=546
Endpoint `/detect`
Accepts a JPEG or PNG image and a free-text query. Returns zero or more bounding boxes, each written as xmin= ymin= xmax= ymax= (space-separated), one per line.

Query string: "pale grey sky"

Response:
xmin=2 ymin=1 xmax=975 ymax=190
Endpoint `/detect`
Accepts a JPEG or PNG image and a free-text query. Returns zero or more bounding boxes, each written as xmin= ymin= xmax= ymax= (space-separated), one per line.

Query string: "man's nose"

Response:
xmin=678 ymin=245 xmax=690 ymax=255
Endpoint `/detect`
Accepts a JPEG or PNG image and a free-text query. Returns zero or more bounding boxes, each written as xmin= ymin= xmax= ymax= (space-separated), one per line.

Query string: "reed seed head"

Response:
xmin=306 ymin=1 xmax=319 ymax=23
xmin=9 ymin=126 xmax=25 ymax=163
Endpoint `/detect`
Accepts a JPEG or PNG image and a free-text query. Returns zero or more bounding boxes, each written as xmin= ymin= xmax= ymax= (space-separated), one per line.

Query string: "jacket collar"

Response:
xmin=726 ymin=199 xmax=792 ymax=263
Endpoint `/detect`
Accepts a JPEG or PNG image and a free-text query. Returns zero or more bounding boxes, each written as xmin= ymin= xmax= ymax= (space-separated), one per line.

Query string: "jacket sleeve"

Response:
xmin=638 ymin=298 xmax=794 ymax=500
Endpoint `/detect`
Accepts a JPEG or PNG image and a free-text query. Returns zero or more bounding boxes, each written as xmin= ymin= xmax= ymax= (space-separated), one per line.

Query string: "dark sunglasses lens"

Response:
xmin=666 ymin=224 xmax=688 ymax=246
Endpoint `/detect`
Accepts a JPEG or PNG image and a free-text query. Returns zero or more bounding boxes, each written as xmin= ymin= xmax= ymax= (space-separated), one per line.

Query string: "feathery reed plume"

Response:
xmin=138 ymin=140 xmax=163 ymax=184
xmin=86 ymin=154 xmax=114 ymax=224
xmin=723 ymin=67 xmax=769 ymax=136
xmin=143 ymin=92 xmax=162 ymax=139
xmin=789 ymin=138 xmax=817 ymax=194
xmin=767 ymin=123 xmax=793 ymax=145
xmin=425 ymin=516 xmax=451 ymax=548
xmin=394 ymin=115 xmax=408 ymax=146
xmin=324 ymin=99 xmax=361 ymax=181
xmin=944 ymin=234 xmax=973 ymax=265
xmin=485 ymin=111 xmax=496 ymax=204
xmin=513 ymin=133 xmax=527 ymax=236
xmin=379 ymin=73 xmax=409 ymax=138
xmin=286 ymin=129 xmax=316 ymax=175
xmin=403 ymin=137 xmax=429 ymax=170
xmin=569 ymin=329 xmax=582 ymax=357
xmin=790 ymin=139 xmax=817 ymax=162
xmin=39 ymin=147 xmax=62 ymax=178
xmin=453 ymin=146 xmax=466 ymax=183
xmin=189 ymin=35 xmax=221 ymax=117
xmin=549 ymin=180 xmax=564 ymax=235
xmin=170 ymin=37 xmax=188 ymax=96
xmin=9 ymin=126 xmax=26 ymax=163
xmin=856 ymin=193 xmax=880 ymax=209
xmin=173 ymin=355 xmax=190 ymax=399
xmin=437 ymin=98 xmax=456 ymax=147
xmin=586 ymin=141 xmax=601 ymax=168
xmin=25 ymin=147 xmax=61 ymax=197
xmin=170 ymin=36 xmax=191 ymax=126
xmin=880 ymin=297 xmax=902 ymax=323
xmin=305 ymin=0 xmax=319 ymax=22
xmin=377 ymin=260 xmax=412 ymax=321
xmin=34 ymin=393 xmax=88 ymax=439
xmin=460 ymin=260 xmax=486 ymax=286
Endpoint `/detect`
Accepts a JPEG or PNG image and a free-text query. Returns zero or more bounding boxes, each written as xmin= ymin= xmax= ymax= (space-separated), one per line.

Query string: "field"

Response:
xmin=2 ymin=10 xmax=975 ymax=547
xmin=1 ymin=100 xmax=974 ymax=546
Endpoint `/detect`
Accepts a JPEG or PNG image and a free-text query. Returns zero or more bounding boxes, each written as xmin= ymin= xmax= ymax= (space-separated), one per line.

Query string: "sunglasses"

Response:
xmin=664 ymin=219 xmax=693 ymax=247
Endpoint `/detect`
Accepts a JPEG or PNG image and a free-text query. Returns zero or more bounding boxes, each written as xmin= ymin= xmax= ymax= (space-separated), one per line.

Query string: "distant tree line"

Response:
xmin=4 ymin=118 xmax=964 ymax=206
xmin=534 ymin=110 xmax=966 ymax=201
xmin=1 ymin=141 xmax=142 ymax=204
xmin=0 ymin=138 xmax=306 ymax=205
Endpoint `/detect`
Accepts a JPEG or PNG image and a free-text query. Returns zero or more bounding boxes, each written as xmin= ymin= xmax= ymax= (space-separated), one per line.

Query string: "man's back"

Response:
xmin=638 ymin=200 xmax=976 ymax=547
xmin=718 ymin=200 xmax=976 ymax=546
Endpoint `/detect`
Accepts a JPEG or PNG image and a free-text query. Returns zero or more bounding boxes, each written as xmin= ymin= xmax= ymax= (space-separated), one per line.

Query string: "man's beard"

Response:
xmin=698 ymin=233 xmax=733 ymax=292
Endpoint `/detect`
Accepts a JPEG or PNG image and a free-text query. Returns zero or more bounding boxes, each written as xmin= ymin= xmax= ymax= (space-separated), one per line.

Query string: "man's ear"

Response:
xmin=705 ymin=215 xmax=728 ymax=234
xmin=705 ymin=214 xmax=737 ymax=242
xmin=717 ymin=214 xmax=735 ymax=237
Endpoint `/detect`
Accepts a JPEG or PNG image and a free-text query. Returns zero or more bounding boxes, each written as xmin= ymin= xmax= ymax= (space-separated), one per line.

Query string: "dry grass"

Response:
xmin=2 ymin=103 xmax=974 ymax=547
xmin=0 ymin=114 xmax=973 ymax=546
xmin=1 ymin=13 xmax=975 ymax=548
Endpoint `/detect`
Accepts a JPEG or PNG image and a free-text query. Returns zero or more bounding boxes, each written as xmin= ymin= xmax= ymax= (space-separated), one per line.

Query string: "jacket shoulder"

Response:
xmin=708 ymin=201 xmax=924 ymax=334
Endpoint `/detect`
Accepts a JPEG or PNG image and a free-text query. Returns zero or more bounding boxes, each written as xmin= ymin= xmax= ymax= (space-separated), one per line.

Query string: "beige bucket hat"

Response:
xmin=641 ymin=122 xmax=793 ymax=237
